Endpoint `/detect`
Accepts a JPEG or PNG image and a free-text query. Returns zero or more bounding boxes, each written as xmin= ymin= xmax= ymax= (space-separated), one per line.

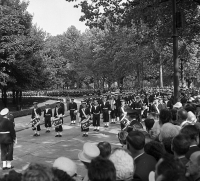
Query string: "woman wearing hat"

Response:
xmin=0 ymin=108 xmax=16 ymax=170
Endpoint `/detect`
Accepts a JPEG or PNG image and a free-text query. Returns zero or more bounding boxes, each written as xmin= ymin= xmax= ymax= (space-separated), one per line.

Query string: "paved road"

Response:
xmin=0 ymin=98 xmax=122 ymax=177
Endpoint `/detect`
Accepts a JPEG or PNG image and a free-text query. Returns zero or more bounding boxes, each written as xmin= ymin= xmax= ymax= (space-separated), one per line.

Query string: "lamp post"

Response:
xmin=172 ymin=0 xmax=179 ymax=103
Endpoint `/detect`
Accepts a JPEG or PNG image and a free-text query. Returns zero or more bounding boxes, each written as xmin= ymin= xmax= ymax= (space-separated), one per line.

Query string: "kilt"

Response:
xmin=1 ymin=143 xmax=13 ymax=161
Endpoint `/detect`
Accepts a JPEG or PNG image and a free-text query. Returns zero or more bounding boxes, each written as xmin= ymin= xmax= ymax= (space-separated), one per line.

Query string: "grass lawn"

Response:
xmin=0 ymin=97 xmax=54 ymax=112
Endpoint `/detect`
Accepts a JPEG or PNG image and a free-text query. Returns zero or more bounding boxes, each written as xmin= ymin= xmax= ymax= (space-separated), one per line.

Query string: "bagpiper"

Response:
xmin=69 ymin=98 xmax=78 ymax=125
xmin=31 ymin=102 xmax=42 ymax=136
xmin=43 ymin=103 xmax=53 ymax=133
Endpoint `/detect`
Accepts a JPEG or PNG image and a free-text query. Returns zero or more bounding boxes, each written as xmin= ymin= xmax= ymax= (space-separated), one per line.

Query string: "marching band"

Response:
xmin=25 ymin=88 xmax=200 ymax=138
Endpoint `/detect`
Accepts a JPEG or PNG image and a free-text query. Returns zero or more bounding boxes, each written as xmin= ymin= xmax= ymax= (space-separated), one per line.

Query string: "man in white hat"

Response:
xmin=0 ymin=108 xmax=16 ymax=170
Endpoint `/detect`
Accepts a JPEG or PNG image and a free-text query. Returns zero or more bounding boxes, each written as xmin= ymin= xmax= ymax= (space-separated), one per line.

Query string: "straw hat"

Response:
xmin=78 ymin=142 xmax=100 ymax=163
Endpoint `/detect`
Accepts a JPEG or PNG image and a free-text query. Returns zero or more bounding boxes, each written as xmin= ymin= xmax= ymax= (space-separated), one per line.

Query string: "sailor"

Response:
xmin=0 ymin=108 xmax=16 ymax=170
xmin=31 ymin=102 xmax=42 ymax=136
xmin=44 ymin=103 xmax=53 ymax=133
xmin=69 ymin=98 xmax=78 ymax=125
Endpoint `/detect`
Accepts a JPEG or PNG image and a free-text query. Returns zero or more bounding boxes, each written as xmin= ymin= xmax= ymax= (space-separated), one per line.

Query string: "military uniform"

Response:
xmin=54 ymin=105 xmax=64 ymax=137
xmin=69 ymin=100 xmax=78 ymax=124
xmin=31 ymin=105 xmax=42 ymax=136
xmin=44 ymin=106 xmax=52 ymax=132
xmin=0 ymin=108 xmax=16 ymax=170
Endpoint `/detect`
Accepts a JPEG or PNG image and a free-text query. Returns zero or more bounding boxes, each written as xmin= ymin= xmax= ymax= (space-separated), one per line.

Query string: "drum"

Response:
xmin=81 ymin=119 xmax=90 ymax=131
xmin=53 ymin=117 xmax=62 ymax=127
xmin=32 ymin=118 xmax=40 ymax=127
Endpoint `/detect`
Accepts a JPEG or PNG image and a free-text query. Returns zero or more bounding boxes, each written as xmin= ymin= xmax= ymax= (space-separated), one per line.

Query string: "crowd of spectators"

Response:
xmin=1 ymin=100 xmax=200 ymax=181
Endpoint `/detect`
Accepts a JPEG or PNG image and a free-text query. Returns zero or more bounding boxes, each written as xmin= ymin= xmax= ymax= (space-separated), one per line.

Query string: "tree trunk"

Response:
xmin=159 ymin=57 xmax=163 ymax=87
xmin=12 ymin=90 xmax=16 ymax=104
xmin=2 ymin=88 xmax=7 ymax=107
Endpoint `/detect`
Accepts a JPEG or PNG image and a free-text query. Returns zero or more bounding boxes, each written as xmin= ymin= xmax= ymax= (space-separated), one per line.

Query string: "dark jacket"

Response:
xmin=0 ymin=117 xmax=16 ymax=144
xmin=31 ymin=108 xmax=42 ymax=119
xmin=133 ymin=153 xmax=157 ymax=181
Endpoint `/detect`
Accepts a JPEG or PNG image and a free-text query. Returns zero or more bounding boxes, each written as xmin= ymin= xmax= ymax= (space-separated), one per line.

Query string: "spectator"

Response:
xmin=153 ymin=154 xmax=187 ymax=181
xmin=22 ymin=163 xmax=58 ymax=181
xmin=173 ymin=102 xmax=183 ymax=110
xmin=78 ymin=142 xmax=100 ymax=181
xmin=109 ymin=148 xmax=134 ymax=181
xmin=180 ymin=125 xmax=200 ymax=159
xmin=162 ymin=137 xmax=174 ymax=155
xmin=52 ymin=168 xmax=75 ymax=181
xmin=159 ymin=109 xmax=172 ymax=126
xmin=88 ymin=156 xmax=116 ymax=181
xmin=53 ymin=157 xmax=78 ymax=180
xmin=97 ymin=142 xmax=111 ymax=158
xmin=1 ymin=170 xmax=22 ymax=181
xmin=177 ymin=109 xmax=188 ymax=128
xmin=186 ymin=151 xmax=200 ymax=181
xmin=144 ymin=119 xmax=155 ymax=133
xmin=159 ymin=123 xmax=180 ymax=142
xmin=170 ymin=109 xmax=178 ymax=125
xmin=126 ymin=130 xmax=157 ymax=181
xmin=144 ymin=141 xmax=166 ymax=161
xmin=187 ymin=111 xmax=197 ymax=125
xmin=171 ymin=134 xmax=190 ymax=166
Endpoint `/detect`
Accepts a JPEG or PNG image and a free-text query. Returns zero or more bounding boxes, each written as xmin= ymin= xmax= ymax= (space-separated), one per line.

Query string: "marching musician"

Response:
xmin=0 ymin=108 xmax=16 ymax=170
xmin=114 ymin=94 xmax=121 ymax=122
xmin=131 ymin=96 xmax=143 ymax=122
xmin=91 ymin=99 xmax=101 ymax=132
xmin=79 ymin=101 xmax=90 ymax=137
xmin=31 ymin=102 xmax=42 ymax=136
xmin=69 ymin=98 xmax=77 ymax=125
xmin=101 ymin=96 xmax=111 ymax=128
xmin=119 ymin=99 xmax=127 ymax=121
xmin=110 ymin=95 xmax=116 ymax=124
xmin=54 ymin=101 xmax=64 ymax=137
xmin=43 ymin=103 xmax=52 ymax=133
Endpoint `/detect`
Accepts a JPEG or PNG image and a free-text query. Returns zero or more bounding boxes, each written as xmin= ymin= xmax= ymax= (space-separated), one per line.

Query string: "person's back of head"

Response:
xmin=22 ymin=163 xmax=58 ymax=181
xmin=126 ymin=130 xmax=145 ymax=151
xmin=52 ymin=168 xmax=75 ymax=181
xmin=156 ymin=154 xmax=188 ymax=181
xmin=171 ymin=134 xmax=190 ymax=157
xmin=88 ymin=156 xmax=116 ymax=181
xmin=180 ymin=125 xmax=199 ymax=144
xmin=109 ymin=148 xmax=134 ymax=181
xmin=159 ymin=109 xmax=172 ymax=126
xmin=171 ymin=109 xmax=178 ymax=122
xmin=177 ymin=109 xmax=188 ymax=124
xmin=97 ymin=142 xmax=112 ymax=158
xmin=159 ymin=123 xmax=180 ymax=142
xmin=144 ymin=119 xmax=155 ymax=132
xmin=144 ymin=141 xmax=166 ymax=161
xmin=1 ymin=170 xmax=22 ymax=181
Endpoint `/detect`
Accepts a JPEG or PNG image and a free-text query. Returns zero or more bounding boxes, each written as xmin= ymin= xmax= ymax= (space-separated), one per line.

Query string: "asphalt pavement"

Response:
xmin=0 ymin=98 xmax=122 ymax=177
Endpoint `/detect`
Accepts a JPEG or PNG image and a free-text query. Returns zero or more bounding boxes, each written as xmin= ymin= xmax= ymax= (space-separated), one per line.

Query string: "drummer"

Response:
xmin=79 ymin=101 xmax=91 ymax=137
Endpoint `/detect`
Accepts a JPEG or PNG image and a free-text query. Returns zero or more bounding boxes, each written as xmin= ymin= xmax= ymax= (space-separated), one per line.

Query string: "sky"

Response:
xmin=24 ymin=0 xmax=87 ymax=36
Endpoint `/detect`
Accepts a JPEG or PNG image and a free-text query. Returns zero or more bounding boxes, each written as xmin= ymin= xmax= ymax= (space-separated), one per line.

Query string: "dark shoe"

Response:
xmin=33 ymin=133 xmax=37 ymax=136
xmin=7 ymin=166 xmax=14 ymax=169
xmin=82 ymin=134 xmax=86 ymax=137
xmin=85 ymin=134 xmax=88 ymax=137
xmin=96 ymin=129 xmax=99 ymax=132
xmin=46 ymin=130 xmax=48 ymax=133
xmin=104 ymin=125 xmax=106 ymax=127
xmin=2 ymin=167 xmax=7 ymax=170
xmin=93 ymin=129 xmax=97 ymax=131
xmin=55 ymin=135 xmax=59 ymax=137
xmin=48 ymin=130 xmax=50 ymax=133
xmin=37 ymin=134 xmax=40 ymax=136
xmin=59 ymin=135 xmax=62 ymax=137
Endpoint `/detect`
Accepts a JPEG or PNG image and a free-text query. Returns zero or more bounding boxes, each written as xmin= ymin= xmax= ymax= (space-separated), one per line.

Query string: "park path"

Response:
xmin=0 ymin=97 xmax=122 ymax=177
xmin=14 ymin=98 xmax=82 ymax=132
